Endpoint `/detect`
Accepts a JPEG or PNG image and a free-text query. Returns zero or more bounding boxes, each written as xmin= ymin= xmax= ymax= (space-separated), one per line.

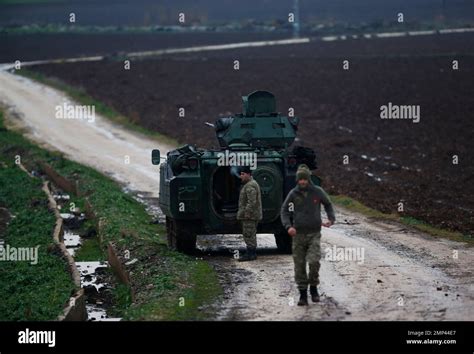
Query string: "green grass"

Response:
xmin=74 ymin=237 xmax=105 ymax=262
xmin=121 ymin=248 xmax=221 ymax=320
xmin=0 ymin=168 xmax=76 ymax=320
xmin=15 ymin=68 xmax=179 ymax=148
xmin=0 ymin=110 xmax=221 ymax=320
xmin=0 ymin=113 xmax=75 ymax=320
xmin=111 ymin=282 xmax=133 ymax=315
xmin=331 ymin=195 xmax=473 ymax=245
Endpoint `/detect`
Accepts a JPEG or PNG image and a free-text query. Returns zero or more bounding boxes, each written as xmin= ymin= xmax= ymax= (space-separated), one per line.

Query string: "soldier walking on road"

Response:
xmin=281 ymin=164 xmax=336 ymax=306
xmin=236 ymin=166 xmax=262 ymax=261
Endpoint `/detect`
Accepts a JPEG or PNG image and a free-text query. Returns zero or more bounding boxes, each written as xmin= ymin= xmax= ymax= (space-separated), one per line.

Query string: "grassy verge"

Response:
xmin=0 ymin=110 xmax=221 ymax=320
xmin=331 ymin=195 xmax=473 ymax=245
xmin=15 ymin=68 xmax=179 ymax=148
xmin=0 ymin=117 xmax=75 ymax=320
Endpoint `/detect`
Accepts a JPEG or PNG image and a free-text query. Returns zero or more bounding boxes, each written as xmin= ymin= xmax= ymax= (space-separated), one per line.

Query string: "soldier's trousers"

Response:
xmin=241 ymin=221 xmax=258 ymax=249
xmin=292 ymin=231 xmax=321 ymax=290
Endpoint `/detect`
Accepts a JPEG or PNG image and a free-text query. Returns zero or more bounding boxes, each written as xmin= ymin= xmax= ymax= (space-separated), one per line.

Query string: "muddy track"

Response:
xmin=0 ymin=68 xmax=472 ymax=321
xmin=201 ymin=206 xmax=473 ymax=320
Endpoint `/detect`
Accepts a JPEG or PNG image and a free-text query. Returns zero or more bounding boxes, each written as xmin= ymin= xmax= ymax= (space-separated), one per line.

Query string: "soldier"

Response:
xmin=281 ymin=164 xmax=336 ymax=306
xmin=236 ymin=166 xmax=263 ymax=261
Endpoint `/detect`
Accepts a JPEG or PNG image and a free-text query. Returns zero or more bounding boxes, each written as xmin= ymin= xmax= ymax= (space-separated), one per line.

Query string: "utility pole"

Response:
xmin=293 ymin=0 xmax=300 ymax=38
xmin=441 ymin=0 xmax=447 ymax=23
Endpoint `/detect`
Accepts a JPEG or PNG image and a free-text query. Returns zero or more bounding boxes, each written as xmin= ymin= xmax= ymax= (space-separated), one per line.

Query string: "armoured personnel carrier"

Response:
xmin=152 ymin=90 xmax=320 ymax=254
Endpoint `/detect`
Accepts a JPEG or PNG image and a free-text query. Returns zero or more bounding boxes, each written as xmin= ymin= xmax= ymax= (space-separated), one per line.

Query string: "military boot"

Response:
xmin=310 ymin=285 xmax=320 ymax=302
xmin=238 ymin=247 xmax=257 ymax=262
xmin=297 ymin=289 xmax=308 ymax=306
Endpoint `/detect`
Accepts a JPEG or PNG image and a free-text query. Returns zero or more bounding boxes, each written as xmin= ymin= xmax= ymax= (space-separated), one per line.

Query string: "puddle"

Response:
xmin=128 ymin=189 xmax=165 ymax=223
xmin=75 ymin=261 xmax=121 ymax=321
xmin=56 ymin=193 xmax=121 ymax=321
xmin=63 ymin=231 xmax=81 ymax=256
xmin=53 ymin=193 xmax=70 ymax=201
xmin=76 ymin=261 xmax=108 ymax=291
xmin=364 ymin=171 xmax=382 ymax=182
xmin=197 ymin=233 xmax=277 ymax=255
xmin=86 ymin=304 xmax=108 ymax=321
xmin=60 ymin=213 xmax=75 ymax=220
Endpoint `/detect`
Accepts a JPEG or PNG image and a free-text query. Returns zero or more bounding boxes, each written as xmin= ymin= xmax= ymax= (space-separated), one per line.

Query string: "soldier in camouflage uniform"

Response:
xmin=236 ymin=166 xmax=262 ymax=261
xmin=281 ymin=164 xmax=336 ymax=305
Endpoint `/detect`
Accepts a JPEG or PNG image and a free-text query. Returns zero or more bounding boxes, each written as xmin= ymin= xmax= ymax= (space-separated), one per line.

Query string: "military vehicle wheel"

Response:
xmin=166 ymin=217 xmax=197 ymax=254
xmin=274 ymin=226 xmax=292 ymax=254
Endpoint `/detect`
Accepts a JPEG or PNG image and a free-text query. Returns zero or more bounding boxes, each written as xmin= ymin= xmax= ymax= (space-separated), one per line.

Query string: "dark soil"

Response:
xmin=0 ymin=32 xmax=287 ymax=63
xmin=29 ymin=33 xmax=474 ymax=235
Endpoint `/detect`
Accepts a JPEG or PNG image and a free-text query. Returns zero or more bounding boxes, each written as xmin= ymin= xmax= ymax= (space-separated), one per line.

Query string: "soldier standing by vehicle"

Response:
xmin=236 ymin=166 xmax=262 ymax=261
xmin=281 ymin=164 xmax=336 ymax=305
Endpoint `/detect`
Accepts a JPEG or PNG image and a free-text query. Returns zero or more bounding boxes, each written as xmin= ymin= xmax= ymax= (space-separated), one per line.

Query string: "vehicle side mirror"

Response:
xmin=151 ymin=149 xmax=161 ymax=165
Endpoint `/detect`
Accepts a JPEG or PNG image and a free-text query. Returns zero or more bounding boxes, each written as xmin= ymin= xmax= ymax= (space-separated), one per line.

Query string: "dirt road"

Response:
xmin=201 ymin=207 xmax=473 ymax=320
xmin=0 ymin=67 xmax=173 ymax=196
xmin=0 ymin=68 xmax=472 ymax=321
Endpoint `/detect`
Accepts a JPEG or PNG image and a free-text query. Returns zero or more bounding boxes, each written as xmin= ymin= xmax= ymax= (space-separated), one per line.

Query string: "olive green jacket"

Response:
xmin=237 ymin=178 xmax=263 ymax=221
xmin=281 ymin=184 xmax=336 ymax=233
